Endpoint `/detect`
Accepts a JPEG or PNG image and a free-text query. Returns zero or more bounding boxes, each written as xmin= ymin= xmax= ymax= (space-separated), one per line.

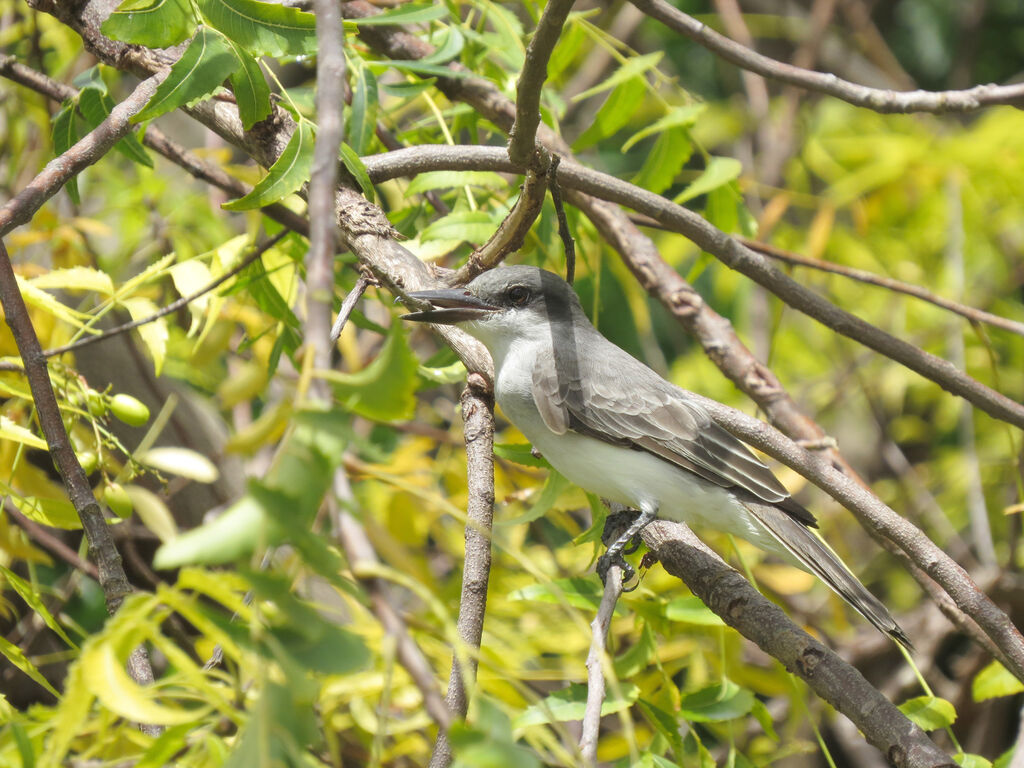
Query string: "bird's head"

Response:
xmin=402 ymin=265 xmax=582 ymax=351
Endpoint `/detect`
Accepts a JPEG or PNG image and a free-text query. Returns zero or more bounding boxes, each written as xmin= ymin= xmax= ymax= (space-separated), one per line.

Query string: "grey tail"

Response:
xmin=744 ymin=501 xmax=912 ymax=649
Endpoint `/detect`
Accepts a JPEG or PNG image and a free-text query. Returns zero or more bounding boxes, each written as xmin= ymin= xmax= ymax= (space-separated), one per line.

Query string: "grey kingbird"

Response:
xmin=404 ymin=265 xmax=909 ymax=646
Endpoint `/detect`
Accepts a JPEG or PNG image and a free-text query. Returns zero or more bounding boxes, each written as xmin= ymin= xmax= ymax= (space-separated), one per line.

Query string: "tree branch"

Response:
xmin=642 ymin=520 xmax=955 ymax=768
xmin=629 ymin=0 xmax=1024 ymax=113
xmin=0 ymin=70 xmax=162 ymax=236
xmin=579 ymin=561 xmax=622 ymax=766
xmin=429 ymin=373 xmax=496 ymax=768
xmin=0 ymin=239 xmax=159 ymax=721
xmin=507 ymin=0 xmax=576 ymax=167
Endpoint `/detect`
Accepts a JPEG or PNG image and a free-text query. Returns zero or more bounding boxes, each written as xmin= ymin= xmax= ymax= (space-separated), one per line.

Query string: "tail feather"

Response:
xmin=744 ymin=502 xmax=912 ymax=649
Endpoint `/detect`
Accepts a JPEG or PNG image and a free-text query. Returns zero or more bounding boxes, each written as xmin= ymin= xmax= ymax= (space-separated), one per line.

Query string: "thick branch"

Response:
xmin=642 ymin=520 xmax=954 ymax=768
xmin=507 ymin=0 xmax=576 ymax=166
xmin=429 ymin=373 xmax=496 ymax=768
xmin=0 ymin=240 xmax=158 ymax=704
xmin=629 ymin=0 xmax=1024 ymax=114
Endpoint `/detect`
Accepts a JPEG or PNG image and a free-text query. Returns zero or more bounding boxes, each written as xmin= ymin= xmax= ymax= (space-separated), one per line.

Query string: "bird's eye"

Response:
xmin=507 ymin=285 xmax=530 ymax=306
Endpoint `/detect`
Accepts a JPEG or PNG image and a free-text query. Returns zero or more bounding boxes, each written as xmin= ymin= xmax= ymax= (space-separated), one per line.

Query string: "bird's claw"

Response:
xmin=622 ymin=534 xmax=642 ymax=556
xmin=597 ymin=551 xmax=635 ymax=589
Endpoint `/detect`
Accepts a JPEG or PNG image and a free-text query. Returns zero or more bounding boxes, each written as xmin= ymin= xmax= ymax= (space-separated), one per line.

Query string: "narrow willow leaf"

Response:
xmin=572 ymin=51 xmax=663 ymax=102
xmin=621 ymin=103 xmax=706 ymax=152
xmin=344 ymin=2 xmax=448 ymax=26
xmin=632 ymin=125 xmax=691 ymax=195
xmin=0 ymin=635 xmax=59 ymax=697
xmin=30 ymin=266 xmax=114 ymax=296
xmin=225 ymin=39 xmax=271 ymax=129
xmin=137 ymin=447 xmax=219 ymax=483
xmin=420 ymin=210 xmax=500 ymax=243
xmin=51 ymin=101 xmax=80 ymax=204
xmin=348 ymin=65 xmax=378 ymax=155
xmin=0 ymin=564 xmax=76 ymax=647
xmin=338 ymin=142 xmax=375 ymax=201
xmin=101 ymin=0 xmax=195 ymax=48
xmin=197 ymin=0 xmax=316 ymax=57
xmin=223 ymin=120 xmax=313 ymax=210
xmin=124 ymin=485 xmax=179 ymax=542
xmin=122 ymin=297 xmax=168 ymax=375
xmin=420 ymin=26 xmax=464 ymax=66
xmin=0 ymin=416 xmax=48 ymax=450
xmin=324 ymin=324 xmax=419 ymax=422
xmin=405 ymin=171 xmax=505 ymax=196
xmin=78 ymin=87 xmax=153 ymax=167
xmin=513 ymin=683 xmax=637 ymax=727
xmin=572 ymin=78 xmax=645 ymax=152
xmin=674 ymin=156 xmax=744 ymax=204
xmin=12 ymin=496 xmax=81 ymax=530
xmin=133 ymin=27 xmax=240 ymax=124
xmin=678 ymin=680 xmax=755 ymax=722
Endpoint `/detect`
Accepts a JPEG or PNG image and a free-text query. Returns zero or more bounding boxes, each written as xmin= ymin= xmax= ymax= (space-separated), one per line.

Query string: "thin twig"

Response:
xmin=330 ymin=274 xmax=371 ymax=343
xmin=737 ymin=236 xmax=1024 ymax=339
xmin=0 ymin=240 xmax=159 ymax=724
xmin=429 ymin=373 xmax=495 ymax=768
xmin=5 ymin=501 xmax=100 ymax=581
xmin=507 ymin=0 xmax=576 ymax=167
xmin=308 ymin=0 xmax=346 ymax=377
xmin=549 ymin=155 xmax=576 ymax=284
xmin=629 ymin=0 xmax=1024 ymax=114
xmin=579 ymin=563 xmax=622 ymax=766
xmin=362 ymin=145 xmax=1024 ymax=431
xmin=0 ymin=70 xmax=163 ymax=236
xmin=0 ymin=55 xmax=310 ymax=236
xmin=0 ymin=232 xmax=287 ymax=373
xmin=453 ymin=165 xmax=549 ymax=284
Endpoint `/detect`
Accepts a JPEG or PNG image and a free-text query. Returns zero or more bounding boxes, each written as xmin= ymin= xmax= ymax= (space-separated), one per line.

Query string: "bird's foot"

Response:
xmin=597 ymin=550 xmax=635 ymax=587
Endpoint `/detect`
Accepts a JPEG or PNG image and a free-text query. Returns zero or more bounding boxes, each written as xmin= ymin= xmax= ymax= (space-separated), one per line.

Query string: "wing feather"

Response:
xmin=531 ymin=344 xmax=795 ymax=509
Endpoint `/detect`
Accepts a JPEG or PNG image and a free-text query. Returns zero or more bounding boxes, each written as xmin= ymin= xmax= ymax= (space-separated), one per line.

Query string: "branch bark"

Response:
xmin=629 ymin=0 xmax=1024 ymax=113
xmin=429 ymin=373 xmax=496 ymax=768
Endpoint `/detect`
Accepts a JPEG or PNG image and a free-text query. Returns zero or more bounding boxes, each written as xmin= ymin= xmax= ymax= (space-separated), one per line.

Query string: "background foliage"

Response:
xmin=1 ymin=0 xmax=1023 ymax=766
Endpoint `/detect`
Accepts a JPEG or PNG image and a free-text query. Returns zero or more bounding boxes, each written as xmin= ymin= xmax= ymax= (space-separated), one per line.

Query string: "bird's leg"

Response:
xmin=597 ymin=507 xmax=656 ymax=586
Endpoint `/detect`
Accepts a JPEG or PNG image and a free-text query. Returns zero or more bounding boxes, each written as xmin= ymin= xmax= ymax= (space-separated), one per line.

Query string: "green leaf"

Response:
xmin=665 ymin=596 xmax=726 ymax=626
xmin=102 ymin=0 xmax=195 ymax=47
xmin=197 ymin=0 xmax=316 ymax=57
xmin=122 ymin=297 xmax=168 ymax=375
xmin=420 ymin=210 xmax=500 ymax=243
xmin=348 ymin=65 xmax=378 ymax=155
xmin=12 ymin=495 xmax=81 ymax=530
xmin=572 ymin=51 xmax=663 ymax=102
xmin=133 ymin=27 xmax=240 ymax=124
xmin=29 ymin=266 xmax=114 ymax=295
xmin=406 ymin=171 xmax=506 ymax=196
xmin=370 ymin=59 xmax=472 ymax=80
xmin=637 ymin=700 xmax=684 ymax=758
xmin=751 ymin=698 xmax=779 ymax=741
xmin=572 ymin=78 xmax=646 ymax=152
xmin=897 ymin=695 xmax=957 ymax=731
xmin=499 ymin=470 xmax=571 ymax=525
xmin=513 ymin=682 xmax=638 ymax=727
xmin=225 ymin=39 xmax=271 ymax=129
xmin=632 ymin=125 xmax=692 ymax=195
xmin=420 ymin=26 xmax=464 ymax=66
xmin=125 ymin=486 xmax=178 ymax=543
xmin=622 ymin=103 xmax=706 ymax=152
xmin=0 ymin=635 xmax=59 ymax=697
xmin=704 ymin=184 xmax=739 ymax=233
xmin=52 ymin=101 xmax=80 ymax=204
xmin=417 ymin=360 xmax=467 ymax=384
xmin=223 ymin=119 xmax=313 ymax=210
xmin=324 ymin=324 xmax=419 ymax=422
xmin=674 ymin=156 xmax=744 ymax=204
xmin=0 ymin=564 xmax=76 ymax=648
xmin=345 ymin=2 xmax=449 ymax=26
xmin=955 ymin=754 xmax=993 ymax=768
xmin=136 ymin=447 xmax=219 ymax=483
xmin=507 ymin=577 xmax=603 ymax=610
xmin=493 ymin=442 xmax=549 ymax=469
xmin=339 ymin=141 xmax=375 ymax=201
xmin=80 ymin=87 xmax=155 ymax=167
xmin=155 ymin=495 xmax=272 ymax=568
xmin=678 ymin=680 xmax=755 ymax=722
xmin=0 ymin=415 xmax=48 ymax=450
xmin=972 ymin=660 xmax=1024 ymax=701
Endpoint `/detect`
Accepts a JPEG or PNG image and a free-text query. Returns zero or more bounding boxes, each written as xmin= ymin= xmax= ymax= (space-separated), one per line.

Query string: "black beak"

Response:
xmin=401 ymin=288 xmax=499 ymax=325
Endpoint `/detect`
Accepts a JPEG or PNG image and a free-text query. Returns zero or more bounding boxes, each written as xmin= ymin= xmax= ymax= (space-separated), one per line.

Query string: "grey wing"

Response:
xmin=531 ymin=349 xmax=803 ymax=513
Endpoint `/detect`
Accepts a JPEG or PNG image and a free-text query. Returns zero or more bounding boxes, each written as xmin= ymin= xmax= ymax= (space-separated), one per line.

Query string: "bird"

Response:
xmin=402 ymin=264 xmax=909 ymax=647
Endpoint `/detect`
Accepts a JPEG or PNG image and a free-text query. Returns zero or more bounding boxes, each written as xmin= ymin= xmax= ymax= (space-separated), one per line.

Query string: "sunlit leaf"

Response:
xmin=897 ymin=695 xmax=957 ymax=731
xmin=325 ymin=325 xmax=419 ymax=422
xmin=12 ymin=495 xmax=81 ymax=530
xmin=622 ymin=103 xmax=705 ymax=152
xmin=0 ymin=635 xmax=59 ymax=697
xmin=78 ymin=86 xmax=153 ymax=167
xmin=572 ymin=78 xmax=646 ymax=152
xmin=345 ymin=2 xmax=449 ymax=26
xmin=339 ymin=141 xmax=375 ymax=201
xmin=122 ymin=297 xmax=168 ymax=375
xmin=51 ymin=101 xmax=80 ymax=204
xmin=133 ymin=27 xmax=239 ymax=124
xmin=572 ymin=51 xmax=663 ymax=102
xmin=674 ymin=156 xmax=744 ymax=204
xmin=197 ymin=0 xmax=316 ymax=56
xmin=0 ymin=416 xmax=48 ymax=450
xmin=632 ymin=125 xmax=691 ymax=195
xmin=665 ymin=596 xmax=726 ymax=626
xmin=136 ymin=446 xmax=219 ymax=483
xmin=678 ymin=680 xmax=755 ymax=722
xmin=348 ymin=65 xmax=378 ymax=155
xmin=406 ymin=171 xmax=506 ymax=196
xmin=972 ymin=660 xmax=1024 ymax=701
xmin=508 ymin=576 xmax=603 ymax=610
xmin=420 ymin=210 xmax=501 ymax=243
xmin=0 ymin=564 xmax=76 ymax=647
xmin=29 ymin=266 xmax=114 ymax=295
xmin=101 ymin=0 xmax=195 ymax=47
xmin=223 ymin=119 xmax=314 ymax=210
xmin=125 ymin=485 xmax=179 ymax=542
xmin=513 ymin=682 xmax=638 ymax=727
